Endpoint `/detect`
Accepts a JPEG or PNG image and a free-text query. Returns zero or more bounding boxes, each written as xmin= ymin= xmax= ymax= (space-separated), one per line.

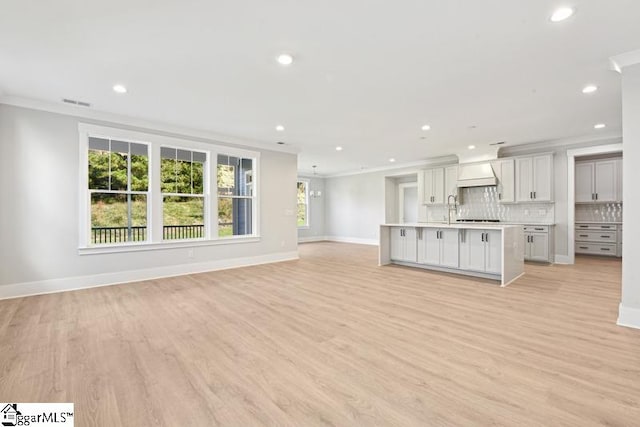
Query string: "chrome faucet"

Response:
xmin=447 ymin=194 xmax=458 ymax=225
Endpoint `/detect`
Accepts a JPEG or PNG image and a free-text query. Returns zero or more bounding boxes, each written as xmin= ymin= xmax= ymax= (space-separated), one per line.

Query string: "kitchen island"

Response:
xmin=379 ymin=223 xmax=524 ymax=286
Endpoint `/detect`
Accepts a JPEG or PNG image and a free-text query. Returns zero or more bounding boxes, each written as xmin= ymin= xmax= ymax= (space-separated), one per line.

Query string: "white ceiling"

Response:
xmin=1 ymin=0 xmax=638 ymax=175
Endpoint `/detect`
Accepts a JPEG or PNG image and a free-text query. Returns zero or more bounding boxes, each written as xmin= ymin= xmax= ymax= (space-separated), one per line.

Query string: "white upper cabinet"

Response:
xmin=444 ymin=166 xmax=459 ymax=201
xmin=421 ymin=167 xmax=445 ymax=205
xmin=575 ymin=158 xmax=621 ymax=203
xmin=515 ymin=154 xmax=553 ymax=202
xmin=491 ymin=159 xmax=515 ymax=203
xmin=594 ymin=160 xmax=617 ymax=202
xmin=575 ymin=162 xmax=595 ymax=203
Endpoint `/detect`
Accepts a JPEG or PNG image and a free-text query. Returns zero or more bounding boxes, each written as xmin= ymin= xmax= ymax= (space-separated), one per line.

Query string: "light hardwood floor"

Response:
xmin=1 ymin=242 xmax=638 ymax=426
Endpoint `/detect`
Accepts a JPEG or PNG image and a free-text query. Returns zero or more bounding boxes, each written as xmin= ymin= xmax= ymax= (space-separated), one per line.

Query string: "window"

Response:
xmin=161 ymin=148 xmax=207 ymax=240
xmin=217 ymin=154 xmax=253 ymax=237
xmin=88 ymin=137 xmax=149 ymax=244
xmin=80 ymin=124 xmax=259 ymax=250
xmin=297 ymin=180 xmax=309 ymax=227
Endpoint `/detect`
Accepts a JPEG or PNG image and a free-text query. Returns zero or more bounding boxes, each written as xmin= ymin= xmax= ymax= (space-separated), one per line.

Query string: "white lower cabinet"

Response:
xmin=523 ymin=225 xmax=552 ymax=262
xmin=390 ymin=227 xmax=417 ymax=262
xmin=525 ymin=233 xmax=549 ymax=261
xmin=417 ymin=228 xmax=459 ymax=268
xmin=575 ymin=223 xmax=620 ymax=257
xmin=459 ymin=229 xmax=502 ymax=274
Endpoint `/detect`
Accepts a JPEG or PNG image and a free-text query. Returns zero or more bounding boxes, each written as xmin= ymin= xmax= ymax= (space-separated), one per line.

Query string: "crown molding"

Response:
xmin=610 ymin=49 xmax=640 ymax=73
xmin=0 ymin=95 xmax=300 ymax=155
xmin=498 ymin=132 xmax=622 ymax=156
xmin=324 ymin=156 xmax=459 ymax=178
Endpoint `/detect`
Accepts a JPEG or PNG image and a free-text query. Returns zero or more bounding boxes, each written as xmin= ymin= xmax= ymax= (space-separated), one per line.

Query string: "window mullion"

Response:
xmin=150 ymin=144 xmax=163 ymax=242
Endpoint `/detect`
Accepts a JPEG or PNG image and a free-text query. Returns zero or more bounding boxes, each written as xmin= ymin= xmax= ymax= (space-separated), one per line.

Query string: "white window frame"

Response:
xmin=297 ymin=179 xmax=310 ymax=229
xmin=160 ymin=145 xmax=209 ymax=242
xmin=78 ymin=123 xmax=260 ymax=254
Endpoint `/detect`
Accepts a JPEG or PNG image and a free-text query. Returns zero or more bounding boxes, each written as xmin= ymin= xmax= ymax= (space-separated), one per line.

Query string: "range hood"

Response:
xmin=456 ymin=163 xmax=497 ymax=188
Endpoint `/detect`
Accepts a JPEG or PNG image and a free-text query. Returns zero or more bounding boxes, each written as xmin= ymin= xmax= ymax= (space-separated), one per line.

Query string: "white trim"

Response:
xmin=325 ymin=236 xmax=379 ymax=246
xmin=610 ymin=49 xmax=640 ymax=73
xmin=500 ymin=135 xmax=623 ymax=157
xmin=79 ymin=236 xmax=260 ymax=255
xmin=1 ymin=95 xmax=298 ymax=154
xmin=617 ymin=304 xmax=640 ymax=330
xmin=323 ymin=156 xmax=459 ymax=178
xmin=554 ymin=255 xmax=571 ymax=265
xmin=0 ymin=251 xmax=299 ymax=301
xmin=566 ymin=143 xmax=623 ymax=265
xmin=297 ymin=178 xmax=310 ymax=228
xmin=298 ymin=236 xmax=328 ymax=243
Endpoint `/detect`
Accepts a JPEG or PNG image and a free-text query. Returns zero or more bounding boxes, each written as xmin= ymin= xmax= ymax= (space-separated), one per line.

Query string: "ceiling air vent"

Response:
xmin=62 ymin=98 xmax=91 ymax=107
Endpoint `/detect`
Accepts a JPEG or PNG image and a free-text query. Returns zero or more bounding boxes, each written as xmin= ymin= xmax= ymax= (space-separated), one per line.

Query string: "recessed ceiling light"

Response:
xmin=421 ymin=124 xmax=431 ymax=131
xmin=389 ymin=158 xmax=396 ymax=163
xmin=276 ymin=53 xmax=294 ymax=66
xmin=275 ymin=125 xmax=285 ymax=132
xmin=594 ymin=123 xmax=606 ymax=129
xmin=582 ymin=85 xmax=598 ymax=94
xmin=336 ymin=146 xmax=343 ymax=151
xmin=112 ymin=84 xmax=127 ymax=94
xmin=468 ymin=145 xmax=476 ymax=150
xmin=550 ymin=7 xmax=574 ymax=22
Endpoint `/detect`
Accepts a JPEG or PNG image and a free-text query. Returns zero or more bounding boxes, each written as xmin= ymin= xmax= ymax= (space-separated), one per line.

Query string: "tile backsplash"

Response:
xmin=575 ymin=203 xmax=622 ymax=223
xmin=422 ymin=186 xmax=555 ymax=224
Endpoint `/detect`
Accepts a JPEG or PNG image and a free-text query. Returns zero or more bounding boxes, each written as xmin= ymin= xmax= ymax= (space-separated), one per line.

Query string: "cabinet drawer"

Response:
xmin=575 ymin=223 xmax=617 ymax=231
xmin=575 ymin=243 xmax=617 ymax=256
xmin=575 ymin=230 xmax=617 ymax=243
xmin=523 ymin=225 xmax=548 ymax=232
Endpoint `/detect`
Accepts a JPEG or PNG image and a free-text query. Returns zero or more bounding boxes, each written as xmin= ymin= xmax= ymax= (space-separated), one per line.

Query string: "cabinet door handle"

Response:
xmin=579 ymin=225 xmax=588 ymax=228
xmin=579 ymin=234 xmax=588 ymax=237
xmin=601 ymin=235 xmax=611 ymax=239
xmin=533 ymin=191 xmax=536 ymax=199
xmin=530 ymin=191 xmax=532 ymax=199
xmin=601 ymin=248 xmax=610 ymax=251
xmin=530 ymin=235 xmax=534 ymax=243
xmin=579 ymin=246 xmax=589 ymax=250
xmin=485 ymin=233 xmax=488 ymax=242
xmin=595 ymin=193 xmax=598 ymax=200
xmin=498 ymin=193 xmax=502 ymax=200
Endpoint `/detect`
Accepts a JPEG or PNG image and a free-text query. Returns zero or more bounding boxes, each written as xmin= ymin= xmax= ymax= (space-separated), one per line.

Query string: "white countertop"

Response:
xmin=382 ymin=223 xmax=521 ymax=230
xmin=575 ymin=221 xmax=622 ymax=224
xmin=417 ymin=221 xmax=555 ymax=226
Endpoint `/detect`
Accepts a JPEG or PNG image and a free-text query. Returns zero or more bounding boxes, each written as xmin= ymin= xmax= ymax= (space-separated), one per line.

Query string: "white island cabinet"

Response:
xmin=380 ymin=223 xmax=525 ymax=287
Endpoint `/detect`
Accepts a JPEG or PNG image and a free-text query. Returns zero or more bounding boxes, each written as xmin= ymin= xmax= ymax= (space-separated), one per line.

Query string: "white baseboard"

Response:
xmin=617 ymin=303 xmax=640 ymax=330
xmin=0 ymin=251 xmax=299 ymax=301
xmin=298 ymin=236 xmax=328 ymax=243
xmin=325 ymin=236 xmax=379 ymax=246
xmin=554 ymin=254 xmax=572 ymax=264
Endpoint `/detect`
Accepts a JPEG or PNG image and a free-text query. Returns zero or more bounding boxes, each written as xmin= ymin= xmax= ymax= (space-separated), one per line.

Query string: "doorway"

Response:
xmin=399 ymin=183 xmax=418 ymax=223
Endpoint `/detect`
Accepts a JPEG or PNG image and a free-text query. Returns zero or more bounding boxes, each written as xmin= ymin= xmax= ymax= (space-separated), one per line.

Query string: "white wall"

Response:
xmin=324 ymin=165 xmax=433 ymax=244
xmin=0 ymin=104 xmax=298 ymax=296
xmin=619 ymin=63 xmax=640 ymax=328
xmin=297 ymin=175 xmax=325 ymax=241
